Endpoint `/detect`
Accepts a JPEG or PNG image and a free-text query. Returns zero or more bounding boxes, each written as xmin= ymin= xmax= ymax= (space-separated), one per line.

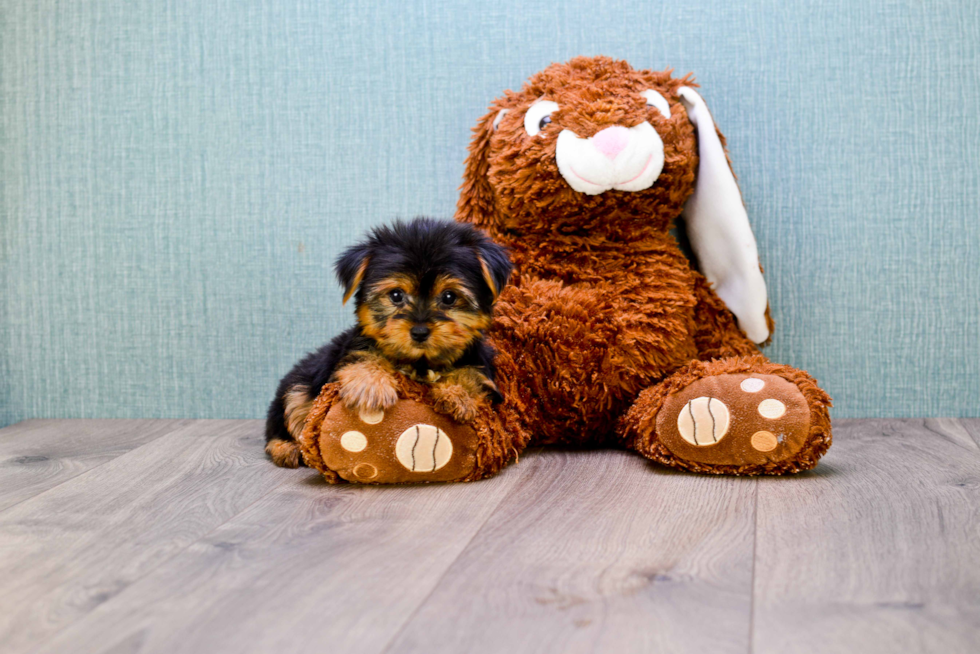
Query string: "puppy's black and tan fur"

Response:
xmin=265 ymin=217 xmax=512 ymax=468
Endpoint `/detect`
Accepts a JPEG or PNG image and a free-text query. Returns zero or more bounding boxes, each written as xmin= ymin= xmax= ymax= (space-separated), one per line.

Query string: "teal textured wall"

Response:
xmin=2 ymin=0 xmax=978 ymax=426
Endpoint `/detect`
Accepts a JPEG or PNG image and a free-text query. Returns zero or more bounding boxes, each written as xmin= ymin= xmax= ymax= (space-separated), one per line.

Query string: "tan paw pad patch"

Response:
xmin=758 ymin=399 xmax=786 ymax=419
xmin=358 ymin=407 xmax=384 ymax=424
xmin=395 ymin=424 xmax=453 ymax=472
xmin=676 ymin=397 xmax=730 ymax=446
xmin=340 ymin=430 xmax=368 ymax=452
xmin=750 ymin=430 xmax=778 ymax=452
xmin=352 ymin=462 xmax=378 ymax=480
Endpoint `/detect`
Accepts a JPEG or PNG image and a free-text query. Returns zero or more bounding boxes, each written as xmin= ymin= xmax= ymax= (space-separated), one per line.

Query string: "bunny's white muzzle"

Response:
xmin=555 ymin=122 xmax=664 ymax=195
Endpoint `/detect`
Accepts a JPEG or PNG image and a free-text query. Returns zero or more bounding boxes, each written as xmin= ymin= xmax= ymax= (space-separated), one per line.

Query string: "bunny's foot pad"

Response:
xmin=657 ymin=374 xmax=811 ymax=467
xmin=317 ymin=400 xmax=479 ymax=484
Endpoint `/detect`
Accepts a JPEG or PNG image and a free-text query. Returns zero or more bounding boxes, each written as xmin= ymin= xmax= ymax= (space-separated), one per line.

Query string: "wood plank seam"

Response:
xmin=376 ymin=466 xmax=536 ymax=654
xmin=0 ymin=421 xmax=296 ymax=654
xmin=0 ymin=420 xmax=192 ymax=517
xmin=750 ymin=418 xmax=980 ymax=654
xmin=25 ymin=451 xmax=530 ymax=654
xmin=962 ymin=419 xmax=980 ymax=451
xmin=380 ymin=448 xmax=759 ymax=653
xmin=936 ymin=419 xmax=980 ymax=452
xmin=748 ymin=479 xmax=759 ymax=654
xmin=27 ymin=476 xmax=299 ymax=654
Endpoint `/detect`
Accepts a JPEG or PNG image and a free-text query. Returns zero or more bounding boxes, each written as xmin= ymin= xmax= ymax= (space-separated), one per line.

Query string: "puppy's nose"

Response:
xmin=591 ymin=125 xmax=630 ymax=160
xmin=410 ymin=325 xmax=430 ymax=343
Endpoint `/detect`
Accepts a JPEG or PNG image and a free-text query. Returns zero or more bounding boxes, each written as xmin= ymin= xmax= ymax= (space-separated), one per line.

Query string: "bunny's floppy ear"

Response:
xmin=678 ymin=87 xmax=770 ymax=344
xmin=456 ymin=106 xmax=503 ymax=229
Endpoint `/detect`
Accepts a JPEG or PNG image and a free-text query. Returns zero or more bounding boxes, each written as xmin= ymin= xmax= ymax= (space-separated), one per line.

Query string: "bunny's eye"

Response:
xmin=492 ymin=109 xmax=508 ymax=131
xmin=642 ymin=90 xmax=671 ymax=119
xmin=524 ymin=101 xmax=559 ymax=137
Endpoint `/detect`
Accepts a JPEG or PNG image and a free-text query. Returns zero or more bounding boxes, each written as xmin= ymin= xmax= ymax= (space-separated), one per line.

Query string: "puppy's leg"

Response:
xmin=265 ymin=383 xmax=315 ymax=468
xmin=265 ymin=332 xmax=353 ymax=468
xmin=335 ymin=352 xmax=400 ymax=412
xmin=266 ymin=439 xmax=302 ymax=468
xmin=431 ymin=367 xmax=497 ymax=423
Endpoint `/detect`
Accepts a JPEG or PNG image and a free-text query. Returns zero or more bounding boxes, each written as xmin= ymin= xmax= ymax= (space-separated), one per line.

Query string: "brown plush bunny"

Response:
xmin=298 ymin=56 xmax=831 ymax=483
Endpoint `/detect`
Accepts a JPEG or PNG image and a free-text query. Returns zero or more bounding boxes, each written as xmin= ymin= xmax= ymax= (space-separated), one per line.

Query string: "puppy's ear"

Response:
xmin=678 ymin=87 xmax=770 ymax=344
xmin=456 ymin=105 xmax=504 ymax=229
xmin=474 ymin=239 xmax=512 ymax=301
xmin=335 ymin=244 xmax=371 ymax=305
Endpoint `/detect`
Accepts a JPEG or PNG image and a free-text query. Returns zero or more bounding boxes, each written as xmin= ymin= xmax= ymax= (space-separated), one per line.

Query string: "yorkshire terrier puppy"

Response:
xmin=265 ymin=217 xmax=513 ymax=468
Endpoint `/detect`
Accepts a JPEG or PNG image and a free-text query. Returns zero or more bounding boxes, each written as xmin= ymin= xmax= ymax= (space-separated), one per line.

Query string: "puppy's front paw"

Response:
xmin=432 ymin=383 xmax=482 ymax=424
xmin=336 ymin=362 xmax=400 ymax=412
xmin=338 ymin=377 xmax=399 ymax=412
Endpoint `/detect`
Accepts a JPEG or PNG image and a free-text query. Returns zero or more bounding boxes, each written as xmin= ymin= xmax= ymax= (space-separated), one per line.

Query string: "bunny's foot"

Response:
xmin=622 ymin=357 xmax=832 ymax=475
xmin=298 ymin=382 xmax=521 ymax=484
xmin=314 ymin=400 xmax=480 ymax=483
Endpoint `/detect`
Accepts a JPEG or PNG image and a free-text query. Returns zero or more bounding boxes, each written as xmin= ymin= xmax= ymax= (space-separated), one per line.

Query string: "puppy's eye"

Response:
xmin=439 ymin=290 xmax=457 ymax=306
xmin=388 ymin=289 xmax=405 ymax=304
xmin=524 ymin=100 xmax=559 ymax=137
xmin=641 ymin=90 xmax=671 ymax=119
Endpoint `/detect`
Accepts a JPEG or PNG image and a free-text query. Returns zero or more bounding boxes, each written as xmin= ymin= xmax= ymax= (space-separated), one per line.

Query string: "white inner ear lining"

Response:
xmin=677 ymin=86 xmax=770 ymax=344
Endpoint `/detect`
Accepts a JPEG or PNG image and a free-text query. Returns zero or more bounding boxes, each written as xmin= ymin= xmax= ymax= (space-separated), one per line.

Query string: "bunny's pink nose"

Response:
xmin=591 ymin=125 xmax=630 ymax=160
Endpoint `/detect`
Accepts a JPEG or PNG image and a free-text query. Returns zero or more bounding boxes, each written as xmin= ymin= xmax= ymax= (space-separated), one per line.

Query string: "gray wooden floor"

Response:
xmin=1 ymin=419 xmax=978 ymax=654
